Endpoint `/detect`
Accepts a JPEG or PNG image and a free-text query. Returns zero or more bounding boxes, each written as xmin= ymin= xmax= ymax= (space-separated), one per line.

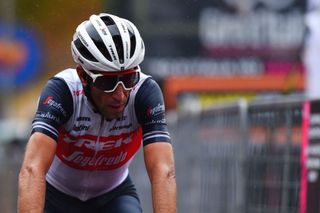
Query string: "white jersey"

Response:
xmin=32 ymin=69 xmax=171 ymax=201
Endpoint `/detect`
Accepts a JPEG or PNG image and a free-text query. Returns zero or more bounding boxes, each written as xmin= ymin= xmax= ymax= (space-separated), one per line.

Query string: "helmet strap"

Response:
xmin=83 ymin=75 xmax=101 ymax=114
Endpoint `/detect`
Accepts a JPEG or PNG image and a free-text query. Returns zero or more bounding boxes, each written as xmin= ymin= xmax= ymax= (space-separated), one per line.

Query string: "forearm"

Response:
xmin=150 ymin=169 xmax=177 ymax=213
xmin=18 ymin=168 xmax=47 ymax=213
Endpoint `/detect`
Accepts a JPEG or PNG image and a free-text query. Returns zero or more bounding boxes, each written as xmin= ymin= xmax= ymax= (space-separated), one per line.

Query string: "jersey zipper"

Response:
xmin=81 ymin=115 xmax=105 ymax=201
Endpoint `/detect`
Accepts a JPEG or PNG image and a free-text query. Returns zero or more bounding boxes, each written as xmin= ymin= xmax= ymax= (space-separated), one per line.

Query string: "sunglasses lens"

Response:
xmin=120 ymin=72 xmax=140 ymax=88
xmin=93 ymin=72 xmax=140 ymax=92
xmin=94 ymin=75 xmax=118 ymax=91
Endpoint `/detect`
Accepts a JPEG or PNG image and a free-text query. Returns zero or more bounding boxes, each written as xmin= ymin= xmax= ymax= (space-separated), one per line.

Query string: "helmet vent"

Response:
xmin=125 ymin=22 xmax=136 ymax=57
xmin=85 ymin=22 xmax=112 ymax=61
xmin=111 ymin=33 xmax=124 ymax=64
xmin=74 ymin=38 xmax=98 ymax=62
xmin=100 ymin=16 xmax=124 ymax=64
xmin=100 ymin=16 xmax=115 ymax=26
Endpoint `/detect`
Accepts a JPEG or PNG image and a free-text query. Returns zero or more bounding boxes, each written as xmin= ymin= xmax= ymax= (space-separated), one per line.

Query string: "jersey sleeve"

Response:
xmin=31 ymin=77 xmax=73 ymax=141
xmin=134 ymin=78 xmax=171 ymax=146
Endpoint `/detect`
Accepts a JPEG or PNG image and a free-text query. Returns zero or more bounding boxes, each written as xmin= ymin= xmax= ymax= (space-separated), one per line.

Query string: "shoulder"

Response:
xmin=54 ymin=68 xmax=80 ymax=84
xmin=39 ymin=76 xmax=74 ymax=115
xmin=136 ymin=76 xmax=162 ymax=99
xmin=43 ymin=77 xmax=71 ymax=98
xmin=53 ymin=68 xmax=83 ymax=94
xmin=134 ymin=77 xmax=165 ymax=116
xmin=140 ymin=76 xmax=159 ymax=89
xmin=32 ymin=74 xmax=75 ymax=141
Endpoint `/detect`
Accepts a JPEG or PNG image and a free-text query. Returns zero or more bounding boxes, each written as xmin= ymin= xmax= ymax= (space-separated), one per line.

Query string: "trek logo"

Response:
xmin=63 ymin=135 xmax=133 ymax=152
xmin=108 ymin=45 xmax=117 ymax=61
xmin=57 ymin=128 xmax=143 ymax=170
xmin=124 ymin=42 xmax=129 ymax=60
xmin=147 ymin=103 xmax=165 ymax=117
xmin=43 ymin=96 xmax=67 ymax=116
xmin=100 ymin=28 xmax=108 ymax=36
xmin=121 ymin=23 xmax=127 ymax=34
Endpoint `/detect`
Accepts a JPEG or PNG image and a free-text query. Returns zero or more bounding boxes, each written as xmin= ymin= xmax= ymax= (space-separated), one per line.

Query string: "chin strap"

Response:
xmin=83 ymin=77 xmax=101 ymax=114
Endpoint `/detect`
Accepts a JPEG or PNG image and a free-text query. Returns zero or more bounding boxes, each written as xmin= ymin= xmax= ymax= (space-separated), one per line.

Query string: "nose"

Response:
xmin=111 ymin=83 xmax=127 ymax=101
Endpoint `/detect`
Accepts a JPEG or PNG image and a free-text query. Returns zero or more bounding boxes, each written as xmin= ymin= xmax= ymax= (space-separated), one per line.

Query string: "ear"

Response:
xmin=76 ymin=65 xmax=88 ymax=86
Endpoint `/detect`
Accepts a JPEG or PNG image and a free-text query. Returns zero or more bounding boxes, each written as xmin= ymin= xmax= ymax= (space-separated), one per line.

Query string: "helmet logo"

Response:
xmin=100 ymin=27 xmax=108 ymax=36
xmin=78 ymin=32 xmax=88 ymax=47
xmin=125 ymin=42 xmax=129 ymax=59
xmin=120 ymin=23 xmax=127 ymax=33
xmin=108 ymin=45 xmax=117 ymax=61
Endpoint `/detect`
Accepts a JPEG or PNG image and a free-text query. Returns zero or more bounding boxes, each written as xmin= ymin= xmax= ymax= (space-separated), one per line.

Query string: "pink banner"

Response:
xmin=299 ymin=101 xmax=310 ymax=213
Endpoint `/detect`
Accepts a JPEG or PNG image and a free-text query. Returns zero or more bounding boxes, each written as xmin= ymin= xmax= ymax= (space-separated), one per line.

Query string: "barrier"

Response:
xmin=132 ymin=95 xmax=305 ymax=212
xmin=0 ymin=95 xmax=312 ymax=213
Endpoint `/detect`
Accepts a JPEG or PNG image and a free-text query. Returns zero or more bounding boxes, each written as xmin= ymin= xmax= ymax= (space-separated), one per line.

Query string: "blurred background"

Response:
xmin=0 ymin=0 xmax=319 ymax=212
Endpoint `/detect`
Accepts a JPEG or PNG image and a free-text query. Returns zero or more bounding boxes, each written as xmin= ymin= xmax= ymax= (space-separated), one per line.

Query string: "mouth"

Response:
xmin=108 ymin=103 xmax=126 ymax=112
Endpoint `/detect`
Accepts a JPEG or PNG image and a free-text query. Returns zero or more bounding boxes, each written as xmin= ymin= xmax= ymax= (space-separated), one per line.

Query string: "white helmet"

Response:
xmin=71 ymin=13 xmax=145 ymax=72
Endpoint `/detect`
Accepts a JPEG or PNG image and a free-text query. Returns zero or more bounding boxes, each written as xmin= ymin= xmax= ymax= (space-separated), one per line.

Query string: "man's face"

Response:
xmin=90 ymin=83 xmax=130 ymax=120
xmin=77 ymin=66 xmax=137 ymax=120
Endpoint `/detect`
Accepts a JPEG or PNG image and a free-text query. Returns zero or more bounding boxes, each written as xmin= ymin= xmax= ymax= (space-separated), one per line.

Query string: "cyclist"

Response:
xmin=18 ymin=13 xmax=176 ymax=213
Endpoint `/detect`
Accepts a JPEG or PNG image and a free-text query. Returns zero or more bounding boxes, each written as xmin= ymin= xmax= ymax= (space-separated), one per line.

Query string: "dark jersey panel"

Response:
xmin=134 ymin=78 xmax=171 ymax=146
xmin=31 ymin=77 xmax=73 ymax=141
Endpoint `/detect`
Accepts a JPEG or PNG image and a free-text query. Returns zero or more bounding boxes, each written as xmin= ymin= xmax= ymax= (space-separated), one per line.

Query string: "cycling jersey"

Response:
xmin=31 ymin=68 xmax=171 ymax=201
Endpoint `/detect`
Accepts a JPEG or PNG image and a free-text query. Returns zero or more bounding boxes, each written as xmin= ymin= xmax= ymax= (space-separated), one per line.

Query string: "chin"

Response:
xmin=104 ymin=112 xmax=123 ymax=120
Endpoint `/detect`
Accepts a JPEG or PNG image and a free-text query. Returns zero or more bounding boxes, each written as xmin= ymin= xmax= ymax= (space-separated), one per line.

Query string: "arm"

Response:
xmin=18 ymin=132 xmax=57 ymax=213
xmin=134 ymin=77 xmax=176 ymax=211
xmin=18 ymin=77 xmax=73 ymax=212
xmin=144 ymin=142 xmax=177 ymax=213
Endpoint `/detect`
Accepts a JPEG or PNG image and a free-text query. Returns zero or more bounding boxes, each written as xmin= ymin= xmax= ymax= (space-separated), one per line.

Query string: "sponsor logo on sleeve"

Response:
xmin=43 ymin=96 xmax=67 ymax=116
xmin=36 ymin=111 xmax=60 ymax=123
xmin=146 ymin=103 xmax=165 ymax=117
xmin=145 ymin=118 xmax=167 ymax=125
